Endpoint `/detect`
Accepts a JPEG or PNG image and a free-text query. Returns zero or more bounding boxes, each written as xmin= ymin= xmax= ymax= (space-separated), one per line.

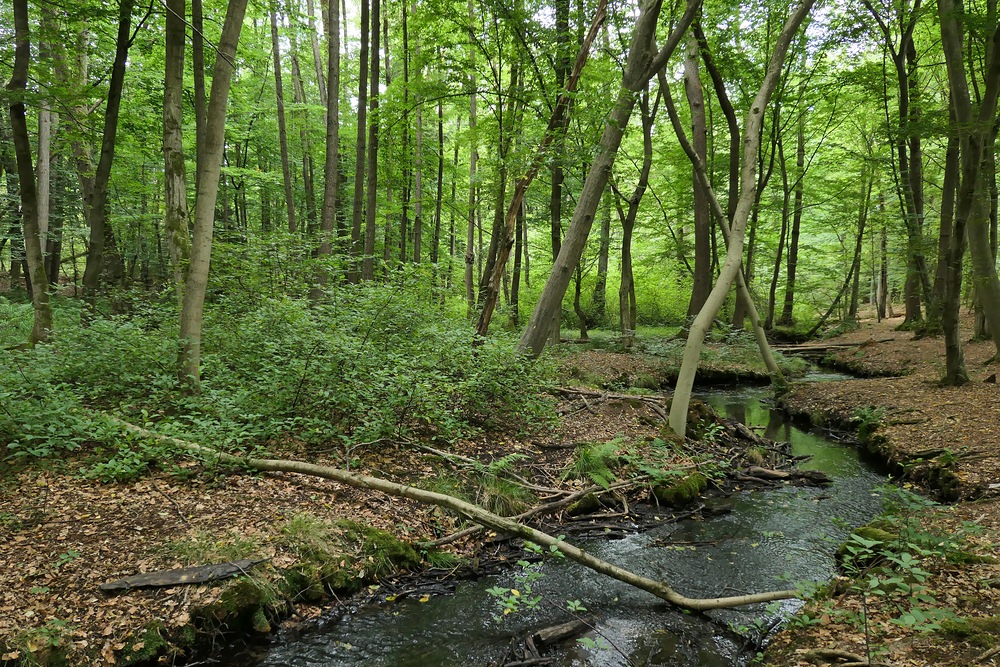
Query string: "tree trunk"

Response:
xmin=592 ymin=191 xmax=611 ymax=324
xmin=192 ymin=0 xmax=207 ymax=193
xmin=684 ymin=33 xmax=711 ymax=321
xmin=778 ymin=113 xmax=805 ymax=326
xmin=313 ymin=0 xmax=341 ymax=297
xmin=270 ymin=4 xmax=297 ymax=234
xmin=36 ymin=105 xmax=52 ymax=259
xmin=549 ymin=0 xmax=571 ymax=345
xmin=474 ymin=2 xmax=606 ymax=338
xmin=306 ymin=0 xmax=327 ymax=108
xmin=519 ymin=0 xmax=698 ymax=357
xmin=767 ymin=132 xmax=790 ymax=330
xmin=361 ymin=0 xmax=381 ymax=281
xmin=849 ymin=161 xmax=873 ymax=321
xmin=940 ymin=0 xmax=1000 ymax=362
xmin=573 ymin=262 xmax=589 ymax=340
xmin=413 ymin=21 xmax=424 ymax=264
xmin=510 ymin=200 xmax=524 ymax=326
xmin=348 ymin=0 xmax=370 ymax=282
xmin=178 ymin=0 xmax=250 ymax=390
xmin=433 ymin=95 xmax=444 ymax=269
xmin=464 ymin=0 xmax=478 ymax=316
xmin=81 ymin=0 xmax=134 ymax=303
xmin=930 ymin=117 xmax=959 ymax=331
xmin=668 ymin=0 xmax=814 ymax=437
xmin=7 ymin=0 xmax=52 ymax=343
xmin=164 ymin=0 xmax=191 ymax=301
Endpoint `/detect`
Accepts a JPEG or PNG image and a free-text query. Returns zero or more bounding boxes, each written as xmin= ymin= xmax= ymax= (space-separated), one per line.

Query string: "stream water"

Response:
xmin=229 ymin=381 xmax=883 ymax=667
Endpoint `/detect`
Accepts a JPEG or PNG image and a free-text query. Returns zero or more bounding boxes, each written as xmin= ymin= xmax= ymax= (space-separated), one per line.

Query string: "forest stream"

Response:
xmin=224 ymin=378 xmax=884 ymax=667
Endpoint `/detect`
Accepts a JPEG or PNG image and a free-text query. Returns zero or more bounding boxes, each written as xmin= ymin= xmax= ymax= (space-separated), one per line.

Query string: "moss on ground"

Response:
xmin=651 ymin=473 xmax=708 ymax=506
xmin=938 ymin=615 xmax=1000 ymax=648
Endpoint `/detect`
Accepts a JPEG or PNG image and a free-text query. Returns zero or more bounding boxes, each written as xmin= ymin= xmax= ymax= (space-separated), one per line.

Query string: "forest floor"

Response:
xmin=4 ymin=316 xmax=1000 ymax=666
xmin=0 ymin=334 xmax=785 ymax=666
xmin=764 ymin=313 xmax=1000 ymax=667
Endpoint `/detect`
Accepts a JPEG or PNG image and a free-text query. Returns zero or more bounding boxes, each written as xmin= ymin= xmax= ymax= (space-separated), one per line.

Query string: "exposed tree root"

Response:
xmin=112 ymin=418 xmax=798 ymax=611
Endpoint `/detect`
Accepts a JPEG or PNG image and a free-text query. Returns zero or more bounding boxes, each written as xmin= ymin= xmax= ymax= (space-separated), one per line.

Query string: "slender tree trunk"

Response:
xmin=306 ymin=0 xmax=327 ymax=108
xmin=849 ymin=161 xmax=873 ymax=320
xmin=548 ymin=0 xmax=571 ymax=345
xmin=684 ymin=34 xmax=711 ymax=320
xmin=768 ymin=133 xmax=790 ymax=329
xmin=400 ymin=2 xmax=410 ymax=264
xmin=164 ymin=0 xmax=190 ymax=301
xmin=510 ymin=200 xmax=524 ymax=326
xmin=519 ymin=0 xmax=698 ymax=357
xmin=192 ymin=0 xmax=206 ymax=192
xmin=878 ymin=221 xmax=889 ymax=320
xmin=931 ymin=115 xmax=959 ymax=331
xmin=270 ymin=4 xmax=297 ymax=234
xmin=778 ymin=113 xmax=805 ymax=326
xmin=7 ymin=0 xmax=52 ymax=343
xmin=975 ymin=136 xmax=999 ymax=340
xmin=349 ymin=0 xmax=370 ymax=282
xmin=668 ymin=0 xmax=813 ymax=436
xmin=81 ymin=0 xmax=134 ymax=303
xmin=313 ymin=0 xmax=340 ymax=296
xmin=36 ymin=105 xmax=52 ymax=259
xmin=361 ymin=0 xmax=381 ymax=280
xmin=433 ymin=97 xmax=444 ymax=266
xmin=465 ymin=0 xmax=478 ymax=315
xmin=592 ymin=191 xmax=611 ymax=323
xmin=413 ymin=13 xmax=424 ymax=265
xmin=178 ymin=0 xmax=250 ymax=390
xmin=939 ymin=0 xmax=1000 ymax=359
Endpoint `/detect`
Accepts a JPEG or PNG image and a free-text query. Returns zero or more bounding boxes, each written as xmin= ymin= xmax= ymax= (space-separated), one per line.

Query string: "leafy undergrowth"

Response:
xmin=1 ymin=281 xmax=556 ymax=479
xmin=0 ymin=318 xmax=792 ymax=666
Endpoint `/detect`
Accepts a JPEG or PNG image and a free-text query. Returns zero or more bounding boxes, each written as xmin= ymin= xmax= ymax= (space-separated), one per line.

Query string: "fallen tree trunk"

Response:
xmin=113 ymin=418 xmax=798 ymax=611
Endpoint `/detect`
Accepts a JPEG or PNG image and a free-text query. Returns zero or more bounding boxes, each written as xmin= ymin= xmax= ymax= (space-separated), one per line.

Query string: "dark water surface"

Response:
xmin=228 ymin=382 xmax=882 ymax=667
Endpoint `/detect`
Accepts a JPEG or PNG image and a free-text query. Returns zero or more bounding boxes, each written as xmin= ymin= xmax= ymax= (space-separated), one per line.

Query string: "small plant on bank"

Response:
xmin=563 ymin=440 xmax=622 ymax=489
xmin=852 ymin=406 xmax=886 ymax=444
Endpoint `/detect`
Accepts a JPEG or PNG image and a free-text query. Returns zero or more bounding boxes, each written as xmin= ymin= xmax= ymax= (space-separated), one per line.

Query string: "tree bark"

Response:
xmin=519 ymin=0 xmax=699 ymax=358
xmin=778 ymin=112 xmax=805 ymax=326
xmin=164 ymin=0 xmax=191 ymax=302
xmin=465 ymin=0 xmax=478 ymax=315
xmin=348 ymin=0 xmax=370 ymax=282
xmin=939 ymin=0 xmax=1000 ymax=367
xmin=270 ymin=4 xmax=297 ymax=234
xmin=313 ymin=0 xmax=341 ymax=296
xmin=7 ymin=0 xmax=52 ymax=343
xmin=474 ymin=1 xmax=607 ymax=338
xmin=684 ymin=33 xmax=711 ymax=321
xmin=306 ymin=0 xmax=327 ymax=108
xmin=361 ymin=0 xmax=382 ymax=281
xmin=668 ymin=0 xmax=813 ymax=437
xmin=81 ymin=0 xmax=134 ymax=303
xmin=592 ymin=191 xmax=611 ymax=323
xmin=178 ymin=0 xmax=250 ymax=390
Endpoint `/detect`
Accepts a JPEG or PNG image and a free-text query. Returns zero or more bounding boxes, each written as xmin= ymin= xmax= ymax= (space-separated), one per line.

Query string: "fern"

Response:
xmin=563 ymin=441 xmax=621 ymax=489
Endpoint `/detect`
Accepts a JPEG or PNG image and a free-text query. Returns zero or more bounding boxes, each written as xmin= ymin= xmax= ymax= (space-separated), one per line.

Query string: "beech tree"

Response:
xmin=177 ymin=0 xmax=251 ymax=390
xmin=667 ymin=0 xmax=815 ymax=437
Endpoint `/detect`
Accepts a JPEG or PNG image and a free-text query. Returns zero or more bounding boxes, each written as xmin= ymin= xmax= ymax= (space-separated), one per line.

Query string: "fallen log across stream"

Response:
xmin=111 ymin=418 xmax=798 ymax=611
